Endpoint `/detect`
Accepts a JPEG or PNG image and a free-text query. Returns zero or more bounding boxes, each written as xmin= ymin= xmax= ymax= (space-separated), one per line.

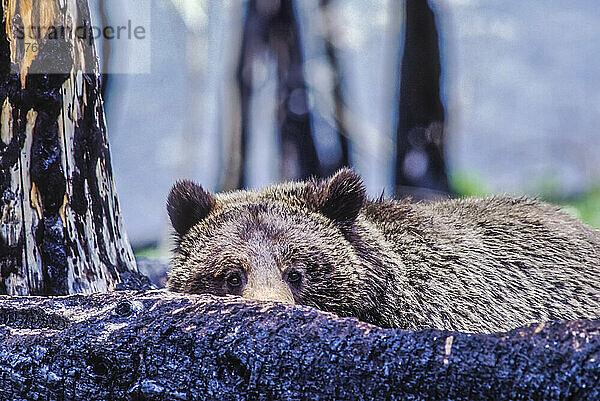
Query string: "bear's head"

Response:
xmin=166 ymin=168 xmax=366 ymax=316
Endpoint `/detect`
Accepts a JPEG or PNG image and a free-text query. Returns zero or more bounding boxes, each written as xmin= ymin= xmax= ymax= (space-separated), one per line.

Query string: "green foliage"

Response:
xmin=134 ymin=246 xmax=164 ymax=259
xmin=450 ymin=172 xmax=599 ymax=229
xmin=559 ymin=186 xmax=600 ymax=229
xmin=449 ymin=172 xmax=491 ymax=197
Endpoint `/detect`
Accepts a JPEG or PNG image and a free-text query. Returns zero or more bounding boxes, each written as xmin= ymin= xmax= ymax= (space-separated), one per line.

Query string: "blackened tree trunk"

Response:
xmin=229 ymin=0 xmax=320 ymax=189
xmin=0 ymin=291 xmax=598 ymax=400
xmin=97 ymin=0 xmax=111 ymax=99
xmin=395 ymin=0 xmax=451 ymax=198
xmin=0 ymin=0 xmax=141 ymax=295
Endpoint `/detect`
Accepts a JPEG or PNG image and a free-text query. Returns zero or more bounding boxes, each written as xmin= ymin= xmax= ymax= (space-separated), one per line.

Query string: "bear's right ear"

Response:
xmin=167 ymin=180 xmax=215 ymax=236
xmin=307 ymin=168 xmax=366 ymax=227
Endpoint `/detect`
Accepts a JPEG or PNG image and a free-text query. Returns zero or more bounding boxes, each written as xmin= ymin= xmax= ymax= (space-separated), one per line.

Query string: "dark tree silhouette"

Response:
xmin=232 ymin=0 xmax=320 ymax=189
xmin=395 ymin=0 xmax=451 ymax=198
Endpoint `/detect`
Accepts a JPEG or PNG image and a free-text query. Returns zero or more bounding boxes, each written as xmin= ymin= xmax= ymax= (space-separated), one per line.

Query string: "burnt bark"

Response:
xmin=0 ymin=291 xmax=598 ymax=401
xmin=0 ymin=0 xmax=146 ymax=295
xmin=97 ymin=0 xmax=111 ymax=99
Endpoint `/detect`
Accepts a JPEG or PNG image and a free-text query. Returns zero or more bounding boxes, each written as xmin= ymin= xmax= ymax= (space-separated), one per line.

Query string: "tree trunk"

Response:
xmin=395 ymin=0 xmax=450 ymax=198
xmin=319 ymin=0 xmax=351 ymax=176
xmin=230 ymin=0 xmax=320 ymax=189
xmin=0 ymin=291 xmax=598 ymax=400
xmin=0 ymin=0 xmax=143 ymax=295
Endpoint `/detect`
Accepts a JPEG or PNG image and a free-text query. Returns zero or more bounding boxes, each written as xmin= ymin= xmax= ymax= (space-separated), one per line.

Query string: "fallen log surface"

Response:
xmin=0 ymin=291 xmax=598 ymax=400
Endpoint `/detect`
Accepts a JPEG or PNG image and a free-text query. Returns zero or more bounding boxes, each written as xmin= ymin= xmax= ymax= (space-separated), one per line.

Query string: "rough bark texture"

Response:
xmin=0 ymin=291 xmax=598 ymax=400
xmin=0 ymin=0 xmax=143 ymax=295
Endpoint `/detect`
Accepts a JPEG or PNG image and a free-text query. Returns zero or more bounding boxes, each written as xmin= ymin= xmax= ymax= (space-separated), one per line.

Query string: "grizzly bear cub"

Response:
xmin=167 ymin=168 xmax=600 ymax=332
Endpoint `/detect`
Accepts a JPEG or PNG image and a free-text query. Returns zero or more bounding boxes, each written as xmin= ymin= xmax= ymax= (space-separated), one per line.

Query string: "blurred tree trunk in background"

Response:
xmin=318 ymin=0 xmax=350 ymax=175
xmin=0 ymin=0 xmax=142 ymax=295
xmin=227 ymin=0 xmax=451 ymax=195
xmin=395 ymin=0 xmax=451 ymax=198
xmin=229 ymin=0 xmax=320 ymax=189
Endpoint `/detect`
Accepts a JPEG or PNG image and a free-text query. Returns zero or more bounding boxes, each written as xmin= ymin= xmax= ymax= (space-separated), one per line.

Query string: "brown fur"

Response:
xmin=167 ymin=169 xmax=600 ymax=332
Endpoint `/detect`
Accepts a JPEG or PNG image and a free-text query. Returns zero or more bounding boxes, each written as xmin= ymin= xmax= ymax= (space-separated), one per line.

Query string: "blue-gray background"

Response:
xmin=90 ymin=0 xmax=600 ymax=253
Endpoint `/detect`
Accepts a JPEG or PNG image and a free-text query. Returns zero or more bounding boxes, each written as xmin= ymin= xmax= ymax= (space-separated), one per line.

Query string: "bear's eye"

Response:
xmin=286 ymin=268 xmax=302 ymax=285
xmin=226 ymin=272 xmax=243 ymax=288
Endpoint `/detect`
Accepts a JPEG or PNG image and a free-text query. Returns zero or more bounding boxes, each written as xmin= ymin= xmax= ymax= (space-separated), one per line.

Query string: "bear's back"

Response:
xmin=360 ymin=196 xmax=600 ymax=332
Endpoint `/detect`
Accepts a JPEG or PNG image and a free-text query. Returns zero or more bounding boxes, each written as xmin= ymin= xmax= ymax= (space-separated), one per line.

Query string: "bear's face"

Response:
xmin=167 ymin=169 xmax=366 ymax=316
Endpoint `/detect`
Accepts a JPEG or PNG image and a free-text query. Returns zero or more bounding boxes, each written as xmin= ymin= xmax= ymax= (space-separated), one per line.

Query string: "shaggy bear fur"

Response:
xmin=167 ymin=168 xmax=600 ymax=332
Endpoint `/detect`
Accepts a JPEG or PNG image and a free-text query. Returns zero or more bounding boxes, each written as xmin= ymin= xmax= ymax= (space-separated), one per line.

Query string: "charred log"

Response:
xmin=0 ymin=291 xmax=598 ymax=400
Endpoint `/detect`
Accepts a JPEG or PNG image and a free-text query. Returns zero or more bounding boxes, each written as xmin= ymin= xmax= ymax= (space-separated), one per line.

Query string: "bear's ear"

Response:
xmin=309 ymin=168 xmax=366 ymax=226
xmin=167 ymin=180 xmax=215 ymax=236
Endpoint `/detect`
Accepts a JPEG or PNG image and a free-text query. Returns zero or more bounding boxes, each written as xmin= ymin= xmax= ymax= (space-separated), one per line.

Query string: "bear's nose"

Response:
xmin=243 ymin=284 xmax=295 ymax=304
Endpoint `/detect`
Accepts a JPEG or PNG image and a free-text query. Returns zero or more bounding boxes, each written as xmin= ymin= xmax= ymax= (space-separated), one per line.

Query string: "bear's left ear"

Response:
xmin=167 ymin=180 xmax=215 ymax=236
xmin=309 ymin=168 xmax=366 ymax=227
